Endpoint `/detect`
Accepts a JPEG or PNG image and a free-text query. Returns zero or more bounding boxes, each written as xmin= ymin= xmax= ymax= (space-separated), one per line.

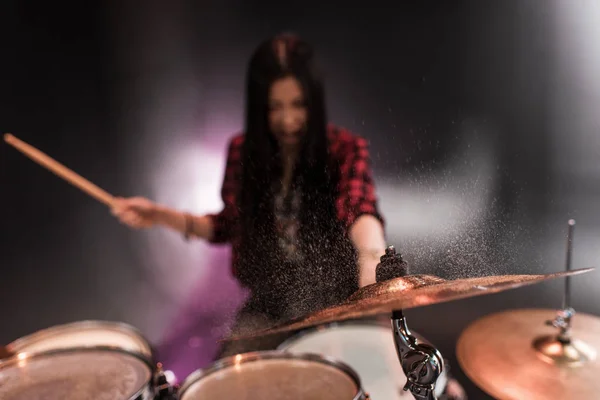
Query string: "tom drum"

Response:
xmin=178 ymin=350 xmax=368 ymax=400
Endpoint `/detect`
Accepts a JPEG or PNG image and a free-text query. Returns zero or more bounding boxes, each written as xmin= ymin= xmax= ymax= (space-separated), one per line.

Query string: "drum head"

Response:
xmin=7 ymin=321 xmax=152 ymax=362
xmin=278 ymin=319 xmax=448 ymax=399
xmin=179 ymin=351 xmax=362 ymax=400
xmin=0 ymin=348 xmax=152 ymax=400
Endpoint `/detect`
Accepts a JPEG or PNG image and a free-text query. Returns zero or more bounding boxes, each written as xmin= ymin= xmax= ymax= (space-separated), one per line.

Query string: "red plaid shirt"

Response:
xmin=207 ymin=124 xmax=384 ymax=277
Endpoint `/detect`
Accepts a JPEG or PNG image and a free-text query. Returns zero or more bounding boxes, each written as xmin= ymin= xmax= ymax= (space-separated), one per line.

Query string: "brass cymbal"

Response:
xmin=457 ymin=308 xmax=600 ymax=400
xmin=224 ymin=267 xmax=594 ymax=341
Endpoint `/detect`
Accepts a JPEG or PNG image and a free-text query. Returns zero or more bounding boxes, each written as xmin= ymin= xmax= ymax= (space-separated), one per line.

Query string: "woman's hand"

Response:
xmin=111 ymin=197 xmax=158 ymax=229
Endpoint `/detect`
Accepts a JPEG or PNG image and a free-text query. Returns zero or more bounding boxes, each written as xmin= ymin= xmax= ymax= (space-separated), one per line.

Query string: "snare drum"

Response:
xmin=7 ymin=320 xmax=153 ymax=363
xmin=178 ymin=351 xmax=368 ymax=400
xmin=278 ymin=318 xmax=448 ymax=399
xmin=0 ymin=347 xmax=156 ymax=400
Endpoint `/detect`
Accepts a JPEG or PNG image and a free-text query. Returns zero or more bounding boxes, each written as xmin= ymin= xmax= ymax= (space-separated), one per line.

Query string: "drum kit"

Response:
xmin=1 ymin=134 xmax=599 ymax=399
xmin=0 ymin=232 xmax=596 ymax=399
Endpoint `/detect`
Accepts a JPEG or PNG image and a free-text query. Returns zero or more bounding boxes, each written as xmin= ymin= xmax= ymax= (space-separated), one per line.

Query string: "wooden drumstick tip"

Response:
xmin=3 ymin=133 xmax=15 ymax=142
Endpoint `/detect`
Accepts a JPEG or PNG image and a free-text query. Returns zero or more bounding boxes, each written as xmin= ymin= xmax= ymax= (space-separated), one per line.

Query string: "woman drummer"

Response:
xmin=112 ymin=32 xmax=466 ymax=400
xmin=112 ymin=33 xmax=386 ymax=354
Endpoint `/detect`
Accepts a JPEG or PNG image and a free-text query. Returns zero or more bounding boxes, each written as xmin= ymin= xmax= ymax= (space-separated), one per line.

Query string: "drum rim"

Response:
xmin=0 ymin=346 xmax=155 ymax=400
xmin=7 ymin=320 xmax=153 ymax=360
xmin=178 ymin=350 xmax=365 ymax=400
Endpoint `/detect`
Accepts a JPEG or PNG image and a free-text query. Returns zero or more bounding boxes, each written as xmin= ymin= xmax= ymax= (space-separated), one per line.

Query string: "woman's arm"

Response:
xmin=111 ymin=197 xmax=215 ymax=240
xmin=349 ymin=214 xmax=387 ymax=287
xmin=112 ymin=135 xmax=243 ymax=243
xmin=154 ymin=204 xmax=215 ymax=240
xmin=334 ymin=130 xmax=387 ymax=288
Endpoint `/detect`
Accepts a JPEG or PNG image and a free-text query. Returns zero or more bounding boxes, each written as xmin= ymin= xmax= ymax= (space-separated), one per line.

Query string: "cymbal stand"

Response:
xmin=533 ymin=219 xmax=596 ymax=365
xmin=377 ymin=246 xmax=445 ymax=400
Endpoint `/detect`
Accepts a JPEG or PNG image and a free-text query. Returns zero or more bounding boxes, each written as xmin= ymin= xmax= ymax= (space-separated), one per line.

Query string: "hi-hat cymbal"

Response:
xmin=457 ymin=308 xmax=600 ymax=400
xmin=224 ymin=268 xmax=594 ymax=341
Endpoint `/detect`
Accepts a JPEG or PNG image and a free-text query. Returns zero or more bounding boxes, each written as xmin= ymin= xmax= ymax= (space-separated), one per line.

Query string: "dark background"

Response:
xmin=2 ymin=0 xmax=599 ymax=398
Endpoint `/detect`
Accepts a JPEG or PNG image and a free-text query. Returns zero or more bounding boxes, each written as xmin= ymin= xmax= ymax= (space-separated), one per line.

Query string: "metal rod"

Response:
xmin=563 ymin=219 xmax=576 ymax=310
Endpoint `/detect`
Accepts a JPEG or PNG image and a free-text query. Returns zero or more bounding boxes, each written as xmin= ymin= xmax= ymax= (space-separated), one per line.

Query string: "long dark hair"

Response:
xmin=237 ymin=33 xmax=357 ymax=319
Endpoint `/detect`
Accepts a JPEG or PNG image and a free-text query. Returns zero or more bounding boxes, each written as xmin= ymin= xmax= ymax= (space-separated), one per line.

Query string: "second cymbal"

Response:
xmin=224 ymin=268 xmax=594 ymax=341
xmin=457 ymin=308 xmax=600 ymax=400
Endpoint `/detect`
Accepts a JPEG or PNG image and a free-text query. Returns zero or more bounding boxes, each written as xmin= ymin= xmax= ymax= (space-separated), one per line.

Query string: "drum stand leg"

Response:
xmin=377 ymin=246 xmax=445 ymax=400
xmin=390 ymin=310 xmax=445 ymax=400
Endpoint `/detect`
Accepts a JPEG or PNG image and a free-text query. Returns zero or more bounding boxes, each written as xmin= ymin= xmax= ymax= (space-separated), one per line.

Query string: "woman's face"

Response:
xmin=268 ymin=75 xmax=307 ymax=148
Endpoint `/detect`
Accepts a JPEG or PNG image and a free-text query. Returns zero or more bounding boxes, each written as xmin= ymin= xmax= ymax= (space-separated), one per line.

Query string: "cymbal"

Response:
xmin=457 ymin=308 xmax=600 ymax=400
xmin=224 ymin=267 xmax=594 ymax=341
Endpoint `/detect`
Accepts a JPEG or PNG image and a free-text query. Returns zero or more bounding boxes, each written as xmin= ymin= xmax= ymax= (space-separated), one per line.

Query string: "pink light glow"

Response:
xmin=137 ymin=128 xmax=249 ymax=380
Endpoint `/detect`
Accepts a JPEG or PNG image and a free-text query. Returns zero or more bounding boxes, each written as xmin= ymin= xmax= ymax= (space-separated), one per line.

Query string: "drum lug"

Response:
xmin=153 ymin=363 xmax=176 ymax=399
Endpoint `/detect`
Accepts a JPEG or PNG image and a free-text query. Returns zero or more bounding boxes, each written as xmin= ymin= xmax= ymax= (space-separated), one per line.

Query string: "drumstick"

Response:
xmin=4 ymin=133 xmax=115 ymax=207
xmin=0 ymin=345 xmax=14 ymax=359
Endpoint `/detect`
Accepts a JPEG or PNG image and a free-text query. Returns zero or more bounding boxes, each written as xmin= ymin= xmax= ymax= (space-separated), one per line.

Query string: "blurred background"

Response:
xmin=1 ymin=0 xmax=599 ymax=398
